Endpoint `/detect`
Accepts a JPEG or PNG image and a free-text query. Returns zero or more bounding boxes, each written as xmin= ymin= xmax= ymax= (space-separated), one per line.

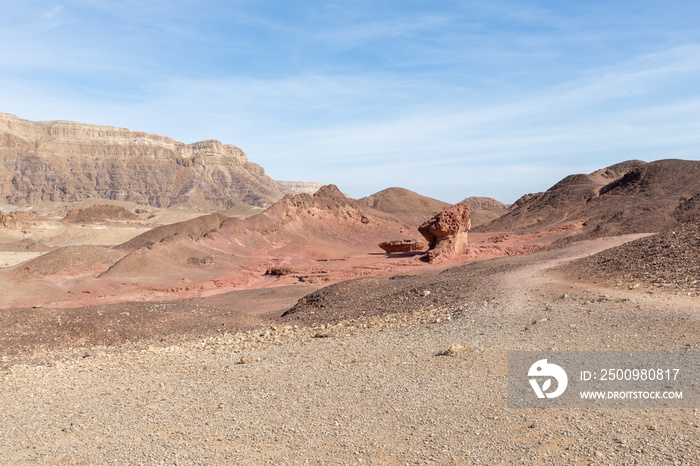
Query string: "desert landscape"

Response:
xmin=0 ymin=112 xmax=697 ymax=463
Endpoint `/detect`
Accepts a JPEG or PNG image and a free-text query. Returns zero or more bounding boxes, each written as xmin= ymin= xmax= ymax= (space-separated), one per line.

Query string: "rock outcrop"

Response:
xmin=0 ymin=112 xmax=286 ymax=209
xmin=418 ymin=203 xmax=471 ymax=262
xmin=0 ymin=210 xmax=37 ymax=228
xmin=61 ymin=205 xmax=138 ymax=223
xmin=378 ymin=239 xmax=425 ymax=253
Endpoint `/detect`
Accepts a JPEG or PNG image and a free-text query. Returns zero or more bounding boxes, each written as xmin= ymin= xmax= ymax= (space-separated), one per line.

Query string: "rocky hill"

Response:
xmin=358 ymin=189 xmax=506 ymax=227
xmin=460 ymin=196 xmax=508 ymax=226
xmin=1 ymin=185 xmax=424 ymax=307
xmin=460 ymin=196 xmax=506 ymax=211
xmin=476 ymin=159 xmax=700 ymax=242
xmin=0 ymin=112 xmax=292 ymax=210
xmin=562 ymin=191 xmax=700 ymax=294
xmin=359 ymin=187 xmax=452 ymax=225
xmin=564 ymin=221 xmax=700 ymax=296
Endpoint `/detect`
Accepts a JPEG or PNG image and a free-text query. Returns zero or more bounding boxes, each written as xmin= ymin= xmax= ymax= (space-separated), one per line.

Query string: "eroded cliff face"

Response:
xmin=0 ymin=113 xmax=285 ymax=209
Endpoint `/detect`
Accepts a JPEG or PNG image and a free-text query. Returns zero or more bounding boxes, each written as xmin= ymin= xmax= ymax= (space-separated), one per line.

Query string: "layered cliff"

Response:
xmin=0 ymin=112 xmax=286 ymax=209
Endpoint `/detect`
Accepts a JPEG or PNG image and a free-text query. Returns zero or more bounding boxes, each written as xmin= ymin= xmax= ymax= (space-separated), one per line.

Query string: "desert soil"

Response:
xmin=0 ymin=235 xmax=698 ymax=464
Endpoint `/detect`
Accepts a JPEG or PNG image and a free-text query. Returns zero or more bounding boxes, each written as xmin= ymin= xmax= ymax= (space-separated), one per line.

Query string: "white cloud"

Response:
xmin=1 ymin=3 xmax=699 ymax=203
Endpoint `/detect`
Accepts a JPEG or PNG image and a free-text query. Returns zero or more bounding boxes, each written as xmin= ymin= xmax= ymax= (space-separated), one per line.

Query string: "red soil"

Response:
xmin=0 ymin=186 xmax=566 ymax=309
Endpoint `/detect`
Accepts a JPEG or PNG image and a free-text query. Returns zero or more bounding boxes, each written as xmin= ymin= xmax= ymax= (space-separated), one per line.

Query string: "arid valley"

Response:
xmin=0 ymin=112 xmax=698 ymax=464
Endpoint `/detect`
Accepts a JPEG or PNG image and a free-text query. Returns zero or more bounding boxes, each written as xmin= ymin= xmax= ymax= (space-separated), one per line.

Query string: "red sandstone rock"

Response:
xmin=418 ymin=203 xmax=471 ymax=262
xmin=378 ymin=239 xmax=425 ymax=253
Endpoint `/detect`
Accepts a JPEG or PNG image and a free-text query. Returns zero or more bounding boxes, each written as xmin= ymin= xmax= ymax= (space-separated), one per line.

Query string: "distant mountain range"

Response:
xmin=0 ymin=112 xmax=320 ymax=210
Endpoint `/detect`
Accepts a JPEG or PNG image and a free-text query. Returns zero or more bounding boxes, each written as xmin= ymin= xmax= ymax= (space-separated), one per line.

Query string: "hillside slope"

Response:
xmin=359 ymin=187 xmax=452 ymax=225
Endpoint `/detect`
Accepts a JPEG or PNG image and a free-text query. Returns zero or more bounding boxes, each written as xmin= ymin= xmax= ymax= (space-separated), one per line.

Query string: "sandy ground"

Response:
xmin=0 ymin=235 xmax=697 ymax=464
xmin=0 ymin=252 xmax=45 ymax=268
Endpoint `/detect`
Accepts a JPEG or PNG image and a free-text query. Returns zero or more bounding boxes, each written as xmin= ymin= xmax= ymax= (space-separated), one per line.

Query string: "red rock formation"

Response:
xmin=378 ymin=239 xmax=425 ymax=253
xmin=418 ymin=203 xmax=471 ymax=262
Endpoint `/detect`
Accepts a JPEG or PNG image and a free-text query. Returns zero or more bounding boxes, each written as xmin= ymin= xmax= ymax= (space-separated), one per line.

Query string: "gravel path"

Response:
xmin=0 ymin=236 xmax=698 ymax=464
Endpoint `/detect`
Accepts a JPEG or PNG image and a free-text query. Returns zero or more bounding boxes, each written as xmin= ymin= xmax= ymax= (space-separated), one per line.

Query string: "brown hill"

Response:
xmin=0 ymin=238 xmax=51 ymax=252
xmin=15 ymin=245 xmax=123 ymax=278
xmin=101 ymin=185 xmax=417 ymax=284
xmin=461 ymin=196 xmax=508 ymax=227
xmin=116 ymin=213 xmax=228 ymax=251
xmin=460 ymin=196 xmax=506 ymax=210
xmin=359 ymin=187 xmax=452 ymax=225
xmin=476 ymin=159 xmax=700 ymax=242
xmin=0 ymin=112 xmax=292 ymax=210
xmin=118 ymin=185 xmax=409 ymax=255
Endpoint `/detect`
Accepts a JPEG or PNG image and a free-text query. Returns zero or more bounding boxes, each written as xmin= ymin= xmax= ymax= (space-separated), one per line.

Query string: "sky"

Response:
xmin=1 ymin=1 xmax=699 ymax=204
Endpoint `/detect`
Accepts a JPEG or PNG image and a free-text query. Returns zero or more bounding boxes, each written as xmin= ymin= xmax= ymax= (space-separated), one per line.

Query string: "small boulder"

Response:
xmin=438 ymin=344 xmax=470 ymax=356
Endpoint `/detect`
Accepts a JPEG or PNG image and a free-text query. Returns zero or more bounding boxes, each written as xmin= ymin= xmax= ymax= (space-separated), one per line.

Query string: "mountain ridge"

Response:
xmin=0 ymin=112 xmax=314 ymax=210
xmin=476 ymin=159 xmax=700 ymax=243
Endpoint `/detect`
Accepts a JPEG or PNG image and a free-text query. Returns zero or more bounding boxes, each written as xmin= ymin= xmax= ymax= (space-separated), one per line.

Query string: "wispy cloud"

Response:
xmin=1 ymin=1 xmax=699 ymax=203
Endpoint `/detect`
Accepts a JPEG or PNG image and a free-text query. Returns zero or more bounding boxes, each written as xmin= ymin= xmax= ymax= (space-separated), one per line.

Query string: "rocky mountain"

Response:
xmin=476 ymin=159 xmax=700 ymax=242
xmin=0 ymin=112 xmax=299 ymax=210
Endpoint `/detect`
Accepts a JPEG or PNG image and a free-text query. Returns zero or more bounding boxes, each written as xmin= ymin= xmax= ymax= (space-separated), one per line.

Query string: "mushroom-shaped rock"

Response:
xmin=418 ymin=203 xmax=471 ymax=262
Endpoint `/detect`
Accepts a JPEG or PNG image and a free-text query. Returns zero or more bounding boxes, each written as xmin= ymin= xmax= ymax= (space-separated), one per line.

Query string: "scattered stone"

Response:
xmin=187 ymin=255 xmax=214 ymax=266
xmin=238 ymin=356 xmax=251 ymax=364
xmin=265 ymin=266 xmax=294 ymax=276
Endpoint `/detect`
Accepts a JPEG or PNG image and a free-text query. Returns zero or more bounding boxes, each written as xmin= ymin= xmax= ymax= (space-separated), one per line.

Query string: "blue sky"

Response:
xmin=1 ymin=1 xmax=699 ymax=203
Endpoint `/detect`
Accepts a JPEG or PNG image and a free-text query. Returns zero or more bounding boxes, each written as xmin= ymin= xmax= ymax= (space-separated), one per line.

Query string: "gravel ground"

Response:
xmin=565 ymin=222 xmax=700 ymax=296
xmin=0 ymin=235 xmax=698 ymax=465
